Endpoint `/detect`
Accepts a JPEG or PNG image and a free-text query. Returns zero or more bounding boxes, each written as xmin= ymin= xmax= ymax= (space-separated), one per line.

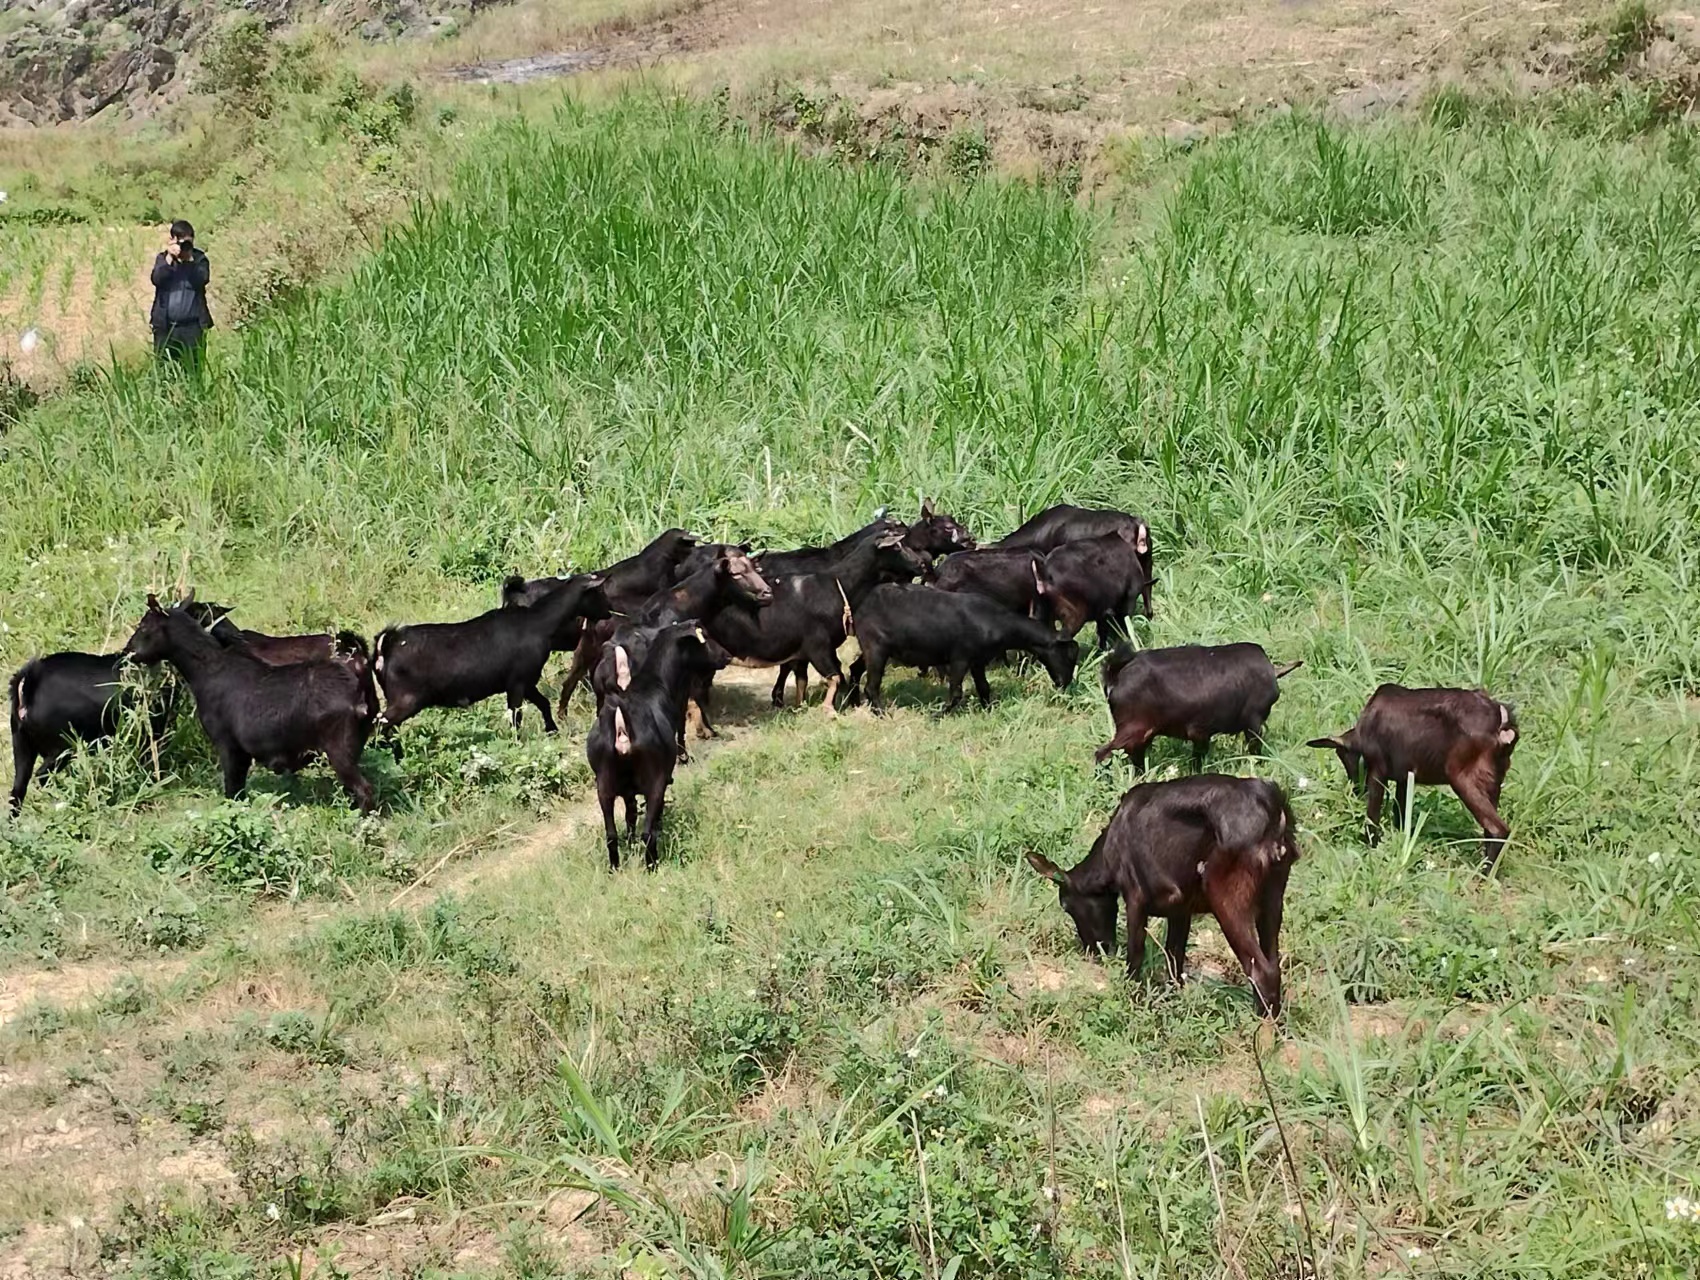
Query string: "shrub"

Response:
xmin=197 ymin=16 xmax=275 ymax=116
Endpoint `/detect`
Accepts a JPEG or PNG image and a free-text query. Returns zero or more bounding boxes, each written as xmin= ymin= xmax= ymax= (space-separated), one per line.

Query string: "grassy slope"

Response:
xmin=3 ymin=96 xmax=1700 ymax=1276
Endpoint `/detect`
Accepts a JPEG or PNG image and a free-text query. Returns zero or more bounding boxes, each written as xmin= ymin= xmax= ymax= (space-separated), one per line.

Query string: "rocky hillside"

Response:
xmin=0 ymin=0 xmax=498 ymax=124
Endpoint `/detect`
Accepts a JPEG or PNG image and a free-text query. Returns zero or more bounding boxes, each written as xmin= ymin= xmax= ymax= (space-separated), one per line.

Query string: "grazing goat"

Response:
xmin=186 ymin=603 xmax=393 ymax=760
xmin=374 ymin=575 xmax=609 ymax=739
xmin=1040 ymin=531 xmax=1155 ymax=648
xmin=992 ymin=504 xmax=1154 ymax=618
xmin=1308 ymin=685 xmax=1518 ymax=868
xmin=1097 ymin=643 xmax=1301 ymax=771
xmin=1027 ymin=774 xmax=1299 ymax=1016
xmin=707 ymin=533 xmax=932 ymax=716
xmin=846 ymin=584 xmax=1079 ymax=714
xmin=9 ymin=651 xmax=173 ymax=814
xmin=124 ymin=597 xmax=378 ymax=812
xmin=587 ymin=623 xmax=727 ymax=870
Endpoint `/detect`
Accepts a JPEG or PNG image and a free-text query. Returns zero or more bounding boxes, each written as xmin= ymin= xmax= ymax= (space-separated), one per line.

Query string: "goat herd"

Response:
xmin=7 ymin=503 xmax=1520 ymax=1015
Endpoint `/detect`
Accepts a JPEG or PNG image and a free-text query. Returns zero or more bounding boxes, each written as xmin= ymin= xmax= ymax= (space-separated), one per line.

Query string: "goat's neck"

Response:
xmin=831 ymin=542 xmax=898 ymax=604
xmin=154 ymin=617 xmax=235 ymax=687
xmin=657 ymin=565 xmax=718 ymax=622
xmin=1068 ymin=831 xmax=1118 ymax=896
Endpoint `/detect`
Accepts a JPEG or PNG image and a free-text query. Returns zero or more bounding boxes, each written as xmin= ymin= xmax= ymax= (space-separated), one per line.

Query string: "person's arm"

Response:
xmin=187 ymin=253 xmax=210 ymax=290
xmin=150 ymin=252 xmax=175 ymax=286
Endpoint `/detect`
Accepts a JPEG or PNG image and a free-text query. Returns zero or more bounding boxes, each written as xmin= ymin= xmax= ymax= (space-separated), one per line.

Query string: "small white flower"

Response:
xmin=1406 ymin=1246 xmax=1423 ymax=1259
xmin=19 ymin=328 xmax=39 ymax=353
xmin=67 ymin=1215 xmax=85 ymax=1230
xmin=1648 ymin=852 xmax=1662 ymax=865
xmin=746 ymin=989 xmax=758 ymax=998
xmin=1665 ymin=1195 xmax=1698 ymax=1222
xmin=1042 ymin=1185 xmax=1058 ymax=1202
xmin=265 ymin=1202 xmax=281 ymax=1221
xmin=905 ymin=1047 xmax=920 ymax=1060
xmin=934 ymin=1084 xmax=947 ymax=1097
xmin=1296 ymin=776 xmax=1311 ymax=790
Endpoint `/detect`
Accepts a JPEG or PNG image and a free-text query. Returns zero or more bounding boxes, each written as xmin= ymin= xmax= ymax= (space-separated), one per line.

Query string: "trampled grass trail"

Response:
xmin=2 ymin=96 xmax=1699 ymax=1276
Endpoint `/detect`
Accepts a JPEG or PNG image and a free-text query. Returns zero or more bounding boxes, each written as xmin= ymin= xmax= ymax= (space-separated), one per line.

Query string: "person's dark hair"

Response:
xmin=169 ymin=219 xmax=195 ymax=242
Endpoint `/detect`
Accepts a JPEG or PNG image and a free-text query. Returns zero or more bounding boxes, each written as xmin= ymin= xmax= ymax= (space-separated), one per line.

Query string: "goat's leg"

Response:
xmin=640 ymin=781 xmax=667 ymax=872
xmin=1256 ymin=861 xmax=1291 ymax=969
xmin=843 ymin=657 xmax=866 ymax=709
xmin=506 ymin=689 xmax=524 ymax=734
xmin=970 ymin=661 xmax=994 ymax=710
xmin=691 ymin=673 xmax=717 ymax=739
xmin=1095 ymin=718 xmax=1152 ymax=769
xmin=1163 ymin=914 xmax=1192 ymax=986
xmin=1243 ymin=718 xmax=1267 ymax=758
xmin=326 ymin=732 xmax=376 ymax=814
xmin=9 ymin=732 xmax=37 ymax=815
xmin=864 ymin=652 xmax=889 ymax=716
xmin=1191 ymin=737 xmax=1211 ymax=772
xmin=597 ymin=777 xmax=621 ymax=871
xmin=1452 ymin=763 xmax=1510 ymax=870
xmin=523 ymin=684 xmax=558 ymax=734
xmin=769 ymin=665 xmax=790 ymax=708
xmin=1363 ymin=766 xmax=1388 ymax=846
xmin=941 ymin=658 xmax=970 ymax=713
xmin=218 ymin=747 xmax=252 ymax=800
xmin=1124 ymin=894 xmax=1149 ymax=980
xmin=557 ymin=634 xmax=595 ymax=718
xmin=1207 ymin=868 xmax=1281 ymax=1017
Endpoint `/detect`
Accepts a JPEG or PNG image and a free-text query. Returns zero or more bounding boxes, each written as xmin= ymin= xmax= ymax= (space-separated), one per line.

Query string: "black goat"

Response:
xmin=1097 ymin=643 xmax=1301 ymax=771
xmin=548 ymin=529 xmax=701 ymax=715
xmin=375 ymin=575 xmax=609 ymax=739
xmin=123 ymin=597 xmax=377 ymax=811
xmin=993 ymin=504 xmax=1154 ymax=618
xmin=586 ymin=623 xmax=727 ymax=871
xmin=845 ymin=584 xmax=1078 ymax=713
xmin=1040 ymin=530 xmax=1155 ymax=647
xmin=591 ymin=550 xmax=772 ymax=719
xmin=705 ymin=533 xmax=932 ymax=716
xmin=9 ymin=651 xmax=173 ymax=814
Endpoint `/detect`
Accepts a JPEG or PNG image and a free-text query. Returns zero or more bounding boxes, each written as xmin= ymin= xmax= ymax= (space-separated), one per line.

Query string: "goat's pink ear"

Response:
xmin=1306 ymin=736 xmax=1344 ymax=750
xmin=1025 ymin=851 xmax=1067 ymax=885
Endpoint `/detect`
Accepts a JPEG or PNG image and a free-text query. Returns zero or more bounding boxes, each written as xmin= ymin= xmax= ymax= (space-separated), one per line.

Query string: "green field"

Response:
xmin=3 ymin=93 xmax=1700 ymax=1277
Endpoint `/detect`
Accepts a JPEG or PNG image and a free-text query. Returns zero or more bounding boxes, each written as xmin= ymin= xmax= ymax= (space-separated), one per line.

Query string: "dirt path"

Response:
xmin=0 ymin=956 xmax=186 ymax=1031
xmin=433 ymin=662 xmax=792 ymax=892
xmin=444 ymin=0 xmax=737 ymax=85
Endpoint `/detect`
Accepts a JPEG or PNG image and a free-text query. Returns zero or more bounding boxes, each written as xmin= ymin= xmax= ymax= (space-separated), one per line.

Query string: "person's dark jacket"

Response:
xmin=149 ymin=248 xmax=213 ymax=333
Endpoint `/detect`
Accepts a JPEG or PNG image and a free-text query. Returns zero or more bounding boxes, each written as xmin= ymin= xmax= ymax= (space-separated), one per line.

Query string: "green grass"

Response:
xmin=3 ymin=95 xmax=1700 ymax=1276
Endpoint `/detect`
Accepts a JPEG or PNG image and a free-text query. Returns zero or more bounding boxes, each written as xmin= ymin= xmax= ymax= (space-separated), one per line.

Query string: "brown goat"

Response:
xmin=1308 ymin=684 xmax=1518 ymax=868
xmin=1026 ymin=774 xmax=1300 ymax=1016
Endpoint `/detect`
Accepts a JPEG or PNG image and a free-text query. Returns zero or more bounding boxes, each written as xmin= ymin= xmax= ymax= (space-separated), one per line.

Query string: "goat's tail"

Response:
xmin=1495 ymin=699 xmax=1519 ymax=746
xmin=613 ymin=707 xmax=633 ymax=756
xmin=7 ymin=662 xmax=31 ymax=731
xmin=1100 ymin=641 xmax=1138 ymax=690
xmin=372 ymin=628 xmax=398 ymax=676
xmin=1271 ymin=660 xmax=1303 ymax=680
xmin=333 ymin=631 xmax=370 ymax=660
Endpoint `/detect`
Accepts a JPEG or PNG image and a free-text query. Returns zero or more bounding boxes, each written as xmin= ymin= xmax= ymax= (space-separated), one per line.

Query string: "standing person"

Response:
xmin=150 ymin=219 xmax=212 ymax=364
